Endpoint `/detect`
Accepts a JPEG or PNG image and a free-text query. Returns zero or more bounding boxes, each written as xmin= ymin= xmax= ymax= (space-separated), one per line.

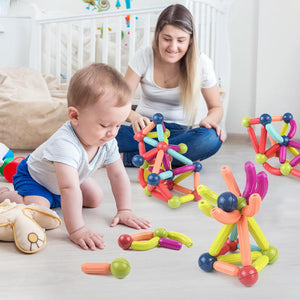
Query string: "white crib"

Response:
xmin=2 ymin=0 xmax=233 ymax=130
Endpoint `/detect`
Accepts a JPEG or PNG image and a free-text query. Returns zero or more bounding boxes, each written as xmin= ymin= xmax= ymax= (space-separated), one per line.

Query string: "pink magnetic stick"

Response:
xmin=172 ymin=165 xmax=194 ymax=176
xmin=159 ymin=238 xmax=182 ymax=250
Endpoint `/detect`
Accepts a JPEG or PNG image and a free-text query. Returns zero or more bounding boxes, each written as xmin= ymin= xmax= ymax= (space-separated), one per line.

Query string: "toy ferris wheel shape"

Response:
xmin=132 ymin=113 xmax=202 ymax=208
xmin=242 ymin=112 xmax=300 ymax=177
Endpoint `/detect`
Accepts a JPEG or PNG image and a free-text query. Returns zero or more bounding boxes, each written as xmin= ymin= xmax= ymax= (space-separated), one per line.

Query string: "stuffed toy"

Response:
xmin=0 ymin=199 xmax=62 ymax=254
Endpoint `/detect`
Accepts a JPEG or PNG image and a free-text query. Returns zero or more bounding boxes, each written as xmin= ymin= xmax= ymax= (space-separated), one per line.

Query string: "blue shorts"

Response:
xmin=13 ymin=156 xmax=61 ymax=208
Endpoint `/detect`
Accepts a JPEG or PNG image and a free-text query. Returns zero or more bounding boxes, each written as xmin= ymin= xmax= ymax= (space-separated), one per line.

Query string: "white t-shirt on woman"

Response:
xmin=129 ymin=46 xmax=217 ymax=126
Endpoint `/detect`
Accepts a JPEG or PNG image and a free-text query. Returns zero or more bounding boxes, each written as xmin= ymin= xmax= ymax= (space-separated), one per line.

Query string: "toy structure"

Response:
xmin=82 ymin=257 xmax=130 ymax=279
xmin=0 ymin=199 xmax=61 ymax=254
xmin=242 ymin=112 xmax=300 ymax=177
xmin=118 ymin=227 xmax=193 ymax=251
xmin=132 ymin=113 xmax=202 ymax=208
xmin=0 ymin=142 xmax=24 ymax=183
xmin=197 ymin=161 xmax=278 ymax=287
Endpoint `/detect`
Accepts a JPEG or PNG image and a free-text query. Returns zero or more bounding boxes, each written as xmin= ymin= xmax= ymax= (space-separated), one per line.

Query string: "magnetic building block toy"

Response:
xmin=242 ymin=112 xmax=300 ymax=177
xmin=118 ymin=227 xmax=193 ymax=251
xmin=197 ymin=161 xmax=278 ymax=287
xmin=132 ymin=113 xmax=202 ymax=208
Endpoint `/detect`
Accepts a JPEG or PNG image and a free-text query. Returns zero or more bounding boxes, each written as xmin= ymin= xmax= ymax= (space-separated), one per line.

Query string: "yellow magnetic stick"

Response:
xmin=217 ymin=251 xmax=262 ymax=264
xmin=180 ymin=194 xmax=194 ymax=203
xmin=209 ymin=224 xmax=235 ymax=256
xmin=197 ymin=185 xmax=219 ymax=205
xmin=167 ymin=231 xmax=193 ymax=247
xmin=198 ymin=199 xmax=215 ymax=217
xmin=247 ymin=217 xmax=269 ymax=250
xmin=252 ymin=255 xmax=269 ymax=272
xmin=131 ymin=237 xmax=160 ymax=251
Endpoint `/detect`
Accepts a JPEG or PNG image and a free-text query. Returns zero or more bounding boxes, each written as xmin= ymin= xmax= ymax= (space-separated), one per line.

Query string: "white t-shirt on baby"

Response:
xmin=27 ymin=121 xmax=120 ymax=195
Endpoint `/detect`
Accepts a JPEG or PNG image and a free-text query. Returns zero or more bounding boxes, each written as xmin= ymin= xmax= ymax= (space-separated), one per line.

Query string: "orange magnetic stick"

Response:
xmin=210 ymin=207 xmax=241 ymax=224
xmin=237 ymin=216 xmax=252 ymax=266
xmin=81 ymin=262 xmax=111 ymax=275
xmin=131 ymin=231 xmax=154 ymax=241
xmin=220 ymin=166 xmax=241 ymax=197
xmin=142 ymin=122 xmax=156 ymax=135
xmin=241 ymin=193 xmax=261 ymax=217
xmin=213 ymin=260 xmax=240 ymax=277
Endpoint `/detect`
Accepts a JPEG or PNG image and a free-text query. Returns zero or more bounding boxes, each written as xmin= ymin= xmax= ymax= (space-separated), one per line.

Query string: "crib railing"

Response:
xmin=30 ymin=7 xmax=165 ymax=84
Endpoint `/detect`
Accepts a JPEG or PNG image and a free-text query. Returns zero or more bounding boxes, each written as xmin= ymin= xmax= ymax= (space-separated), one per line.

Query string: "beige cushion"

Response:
xmin=0 ymin=67 xmax=68 ymax=150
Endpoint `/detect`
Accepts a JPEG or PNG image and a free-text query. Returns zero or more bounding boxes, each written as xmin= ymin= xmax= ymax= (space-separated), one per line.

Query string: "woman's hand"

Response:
xmin=127 ymin=110 xmax=151 ymax=134
xmin=199 ymin=116 xmax=225 ymax=142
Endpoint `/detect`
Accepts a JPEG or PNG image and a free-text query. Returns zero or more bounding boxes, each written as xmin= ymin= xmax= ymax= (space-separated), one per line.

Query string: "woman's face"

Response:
xmin=158 ymin=25 xmax=191 ymax=64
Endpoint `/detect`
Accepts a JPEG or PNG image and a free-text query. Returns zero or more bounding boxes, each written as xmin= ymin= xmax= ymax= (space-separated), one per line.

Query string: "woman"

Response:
xmin=116 ymin=4 xmax=224 ymax=167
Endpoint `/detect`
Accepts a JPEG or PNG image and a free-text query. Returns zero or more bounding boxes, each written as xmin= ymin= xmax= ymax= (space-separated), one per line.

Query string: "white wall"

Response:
xmin=10 ymin=0 xmax=300 ymax=136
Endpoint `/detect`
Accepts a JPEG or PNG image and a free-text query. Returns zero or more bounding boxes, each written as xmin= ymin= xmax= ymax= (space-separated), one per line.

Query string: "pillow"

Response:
xmin=0 ymin=67 xmax=68 ymax=150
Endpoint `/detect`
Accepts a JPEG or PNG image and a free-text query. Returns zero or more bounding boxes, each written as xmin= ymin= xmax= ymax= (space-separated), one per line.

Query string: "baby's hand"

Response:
xmin=111 ymin=210 xmax=151 ymax=230
xmin=69 ymin=226 xmax=105 ymax=250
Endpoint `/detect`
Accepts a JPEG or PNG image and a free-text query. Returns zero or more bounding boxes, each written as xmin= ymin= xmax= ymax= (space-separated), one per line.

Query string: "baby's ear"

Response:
xmin=68 ymin=106 xmax=79 ymax=123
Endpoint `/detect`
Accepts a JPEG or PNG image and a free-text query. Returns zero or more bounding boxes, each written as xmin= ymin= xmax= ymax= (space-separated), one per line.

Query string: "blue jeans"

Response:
xmin=116 ymin=122 xmax=223 ymax=167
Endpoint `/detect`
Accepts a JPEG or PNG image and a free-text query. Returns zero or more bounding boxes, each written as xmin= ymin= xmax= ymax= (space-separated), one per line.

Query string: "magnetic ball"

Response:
xmin=280 ymin=135 xmax=289 ymax=146
xmin=238 ymin=266 xmax=258 ymax=287
xmin=261 ymin=246 xmax=279 ymax=264
xmin=242 ymin=117 xmax=251 ymax=128
xmin=154 ymin=227 xmax=168 ymax=238
xmin=152 ymin=113 xmax=164 ymax=124
xmin=217 ymin=192 xmax=238 ymax=212
xmin=255 ymin=153 xmax=267 ymax=164
xmin=193 ymin=161 xmax=202 ymax=172
xmin=118 ymin=234 xmax=133 ymax=250
xmin=283 ymin=112 xmax=293 ymax=123
xmin=259 ymin=113 xmax=272 ymax=125
xmin=132 ymin=155 xmax=145 ymax=167
xmin=280 ymin=162 xmax=292 ymax=176
xmin=110 ymin=258 xmax=131 ymax=279
xmin=157 ymin=142 xmax=168 ymax=152
xmin=198 ymin=252 xmax=217 ymax=272
xmin=147 ymin=173 xmax=160 ymax=186
xmin=178 ymin=143 xmax=188 ymax=154
xmin=134 ymin=131 xmax=145 ymax=142
xmin=168 ymin=196 xmax=181 ymax=209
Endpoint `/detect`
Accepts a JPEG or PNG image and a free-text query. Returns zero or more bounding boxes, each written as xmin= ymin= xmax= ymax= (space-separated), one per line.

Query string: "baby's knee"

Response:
xmin=83 ymin=189 xmax=103 ymax=208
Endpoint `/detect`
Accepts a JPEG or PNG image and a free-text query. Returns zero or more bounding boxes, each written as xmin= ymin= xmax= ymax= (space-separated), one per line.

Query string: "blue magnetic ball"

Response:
xmin=283 ymin=112 xmax=293 ymax=123
xmin=193 ymin=161 xmax=202 ymax=172
xmin=217 ymin=192 xmax=238 ymax=212
xmin=147 ymin=173 xmax=160 ymax=186
xmin=198 ymin=252 xmax=217 ymax=272
xmin=280 ymin=135 xmax=289 ymax=146
xmin=259 ymin=113 xmax=272 ymax=125
xmin=132 ymin=155 xmax=144 ymax=167
xmin=152 ymin=113 xmax=164 ymax=124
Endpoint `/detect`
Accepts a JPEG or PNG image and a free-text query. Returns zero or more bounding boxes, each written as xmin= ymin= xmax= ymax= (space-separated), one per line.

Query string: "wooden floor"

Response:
xmin=1 ymin=135 xmax=299 ymax=300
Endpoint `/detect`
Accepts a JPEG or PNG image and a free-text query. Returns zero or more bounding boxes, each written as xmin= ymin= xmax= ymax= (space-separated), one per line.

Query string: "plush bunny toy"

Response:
xmin=0 ymin=199 xmax=62 ymax=253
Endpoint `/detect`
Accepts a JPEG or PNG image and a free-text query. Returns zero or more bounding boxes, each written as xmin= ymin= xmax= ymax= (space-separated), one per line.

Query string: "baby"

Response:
xmin=0 ymin=63 xmax=150 ymax=250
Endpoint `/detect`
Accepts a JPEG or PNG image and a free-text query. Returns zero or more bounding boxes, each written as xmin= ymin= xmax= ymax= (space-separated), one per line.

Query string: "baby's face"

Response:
xmin=74 ymin=91 xmax=130 ymax=150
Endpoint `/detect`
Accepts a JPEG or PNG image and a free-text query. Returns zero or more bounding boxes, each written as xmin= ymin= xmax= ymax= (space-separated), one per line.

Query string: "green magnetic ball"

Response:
xmin=110 ymin=258 xmax=131 ymax=279
xmin=242 ymin=117 xmax=251 ymax=127
xmin=255 ymin=153 xmax=267 ymax=164
xmin=178 ymin=143 xmax=188 ymax=154
xmin=280 ymin=162 xmax=292 ymax=176
xmin=261 ymin=246 xmax=279 ymax=264
xmin=168 ymin=196 xmax=181 ymax=209
xmin=154 ymin=227 xmax=168 ymax=238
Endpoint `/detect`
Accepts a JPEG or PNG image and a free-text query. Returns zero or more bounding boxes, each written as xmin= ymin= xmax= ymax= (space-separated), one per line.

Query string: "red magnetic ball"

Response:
xmin=226 ymin=238 xmax=238 ymax=252
xmin=118 ymin=234 xmax=133 ymax=250
xmin=133 ymin=132 xmax=145 ymax=142
xmin=157 ymin=142 xmax=168 ymax=152
xmin=238 ymin=266 xmax=258 ymax=287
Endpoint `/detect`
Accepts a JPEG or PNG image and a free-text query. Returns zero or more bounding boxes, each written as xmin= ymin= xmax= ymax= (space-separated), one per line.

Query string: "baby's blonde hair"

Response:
xmin=67 ymin=63 xmax=131 ymax=109
xmin=152 ymin=4 xmax=201 ymax=126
